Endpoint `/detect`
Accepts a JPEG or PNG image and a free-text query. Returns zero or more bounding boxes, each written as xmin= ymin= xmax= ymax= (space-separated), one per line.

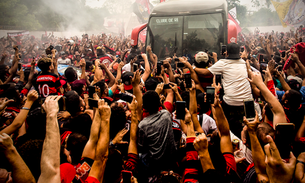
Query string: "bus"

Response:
xmin=130 ymin=0 xmax=240 ymax=60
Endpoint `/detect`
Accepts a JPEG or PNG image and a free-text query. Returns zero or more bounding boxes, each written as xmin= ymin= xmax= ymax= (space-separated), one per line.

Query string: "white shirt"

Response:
xmin=208 ymin=59 xmax=252 ymax=106
xmin=122 ymin=63 xmax=144 ymax=73
xmin=197 ymin=114 xmax=217 ymax=135
xmin=57 ymin=58 xmax=71 ymax=65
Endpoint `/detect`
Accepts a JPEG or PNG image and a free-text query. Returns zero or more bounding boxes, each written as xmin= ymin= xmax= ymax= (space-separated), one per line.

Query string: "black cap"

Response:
xmin=145 ymin=77 xmax=159 ymax=91
xmin=227 ymin=43 xmax=240 ymax=59
xmin=122 ymin=72 xmax=134 ymax=86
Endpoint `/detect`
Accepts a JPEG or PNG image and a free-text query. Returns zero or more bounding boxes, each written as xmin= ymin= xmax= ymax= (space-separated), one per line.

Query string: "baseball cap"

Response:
xmin=227 ymin=43 xmax=241 ymax=59
xmin=145 ymin=77 xmax=158 ymax=91
xmin=122 ymin=72 xmax=134 ymax=91
xmin=60 ymin=163 xmax=76 ymax=183
xmin=195 ymin=52 xmax=209 ymax=64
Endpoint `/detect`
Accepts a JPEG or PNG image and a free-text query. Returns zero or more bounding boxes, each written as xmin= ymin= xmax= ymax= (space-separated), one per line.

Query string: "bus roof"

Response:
xmin=151 ymin=0 xmax=227 ymax=16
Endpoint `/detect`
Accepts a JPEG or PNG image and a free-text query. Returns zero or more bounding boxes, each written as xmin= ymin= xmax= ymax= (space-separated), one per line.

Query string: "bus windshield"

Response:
xmin=147 ymin=13 xmax=224 ymax=60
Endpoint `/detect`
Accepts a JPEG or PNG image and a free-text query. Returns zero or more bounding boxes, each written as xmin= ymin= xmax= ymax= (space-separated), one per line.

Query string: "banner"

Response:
xmin=132 ymin=0 xmax=154 ymax=24
xmin=7 ymin=31 xmax=29 ymax=37
xmin=271 ymin=0 xmax=305 ymax=28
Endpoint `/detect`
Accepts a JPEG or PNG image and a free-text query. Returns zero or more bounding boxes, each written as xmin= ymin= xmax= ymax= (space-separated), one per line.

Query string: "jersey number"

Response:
xmin=38 ymin=84 xmax=50 ymax=98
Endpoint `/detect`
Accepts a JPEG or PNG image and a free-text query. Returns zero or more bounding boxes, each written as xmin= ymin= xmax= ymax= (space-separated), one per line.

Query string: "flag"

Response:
xmin=132 ymin=0 xmax=154 ymax=24
xmin=229 ymin=7 xmax=240 ymax=25
xmin=271 ymin=0 xmax=305 ymax=28
xmin=283 ymin=0 xmax=305 ymax=27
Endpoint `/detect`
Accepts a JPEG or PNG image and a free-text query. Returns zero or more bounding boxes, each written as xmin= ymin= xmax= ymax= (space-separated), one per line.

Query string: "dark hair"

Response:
xmin=96 ymin=49 xmax=105 ymax=57
xmin=37 ymin=58 xmax=52 ymax=72
xmin=194 ymin=59 xmax=209 ymax=68
xmin=110 ymin=102 xmax=127 ymax=139
xmin=264 ymin=103 xmax=274 ymax=122
xmin=66 ymin=132 xmax=88 ymax=164
xmin=0 ymin=84 xmax=22 ymax=108
xmin=71 ymin=82 xmax=85 ymax=96
xmin=64 ymin=67 xmax=77 ymax=83
xmin=17 ymin=139 xmax=44 ymax=181
xmin=143 ymin=91 xmax=160 ymax=114
xmin=26 ymin=107 xmax=47 ymax=140
xmin=86 ymin=61 xmax=92 ymax=71
xmin=103 ymin=147 xmax=123 ymax=183
xmin=94 ymin=80 xmax=107 ymax=96
xmin=285 ymin=89 xmax=302 ymax=110
xmin=256 ymin=122 xmax=275 ymax=148
xmin=64 ymin=91 xmax=81 ymax=116
xmin=145 ymin=77 xmax=159 ymax=91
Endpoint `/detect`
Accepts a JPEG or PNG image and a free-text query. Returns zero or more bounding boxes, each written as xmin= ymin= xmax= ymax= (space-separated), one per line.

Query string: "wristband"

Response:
xmin=297 ymin=160 xmax=305 ymax=166
xmin=21 ymin=107 xmax=30 ymax=110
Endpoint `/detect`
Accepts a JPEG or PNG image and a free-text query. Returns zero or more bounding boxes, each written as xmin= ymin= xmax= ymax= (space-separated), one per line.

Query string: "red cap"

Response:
xmin=60 ymin=163 xmax=76 ymax=183
xmin=124 ymin=84 xmax=133 ymax=91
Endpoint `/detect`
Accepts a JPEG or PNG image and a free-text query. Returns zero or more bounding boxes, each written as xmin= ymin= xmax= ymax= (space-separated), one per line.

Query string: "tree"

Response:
xmin=0 ymin=0 xmax=42 ymax=30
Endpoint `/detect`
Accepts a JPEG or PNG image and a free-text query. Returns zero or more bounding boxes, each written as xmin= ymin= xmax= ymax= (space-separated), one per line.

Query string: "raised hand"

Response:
xmin=112 ymin=128 xmax=129 ymax=145
xmin=27 ymin=90 xmax=38 ymax=103
xmin=42 ymin=96 xmax=62 ymax=115
xmin=131 ymin=70 xmax=141 ymax=87
xmin=243 ymin=112 xmax=260 ymax=132
xmin=155 ymin=83 xmax=164 ymax=95
xmin=0 ymin=98 xmax=14 ymax=112
xmin=247 ymin=70 xmax=263 ymax=86
xmin=98 ymin=99 xmax=111 ymax=120
xmin=127 ymin=96 xmax=138 ymax=111
xmin=193 ymin=133 xmax=209 ymax=155
xmin=0 ymin=133 xmax=14 ymax=153
xmin=264 ymin=135 xmax=296 ymax=183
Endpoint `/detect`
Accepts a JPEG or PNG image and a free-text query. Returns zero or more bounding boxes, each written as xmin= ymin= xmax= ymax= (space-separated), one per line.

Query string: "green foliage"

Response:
xmin=0 ymin=0 xmax=42 ymax=30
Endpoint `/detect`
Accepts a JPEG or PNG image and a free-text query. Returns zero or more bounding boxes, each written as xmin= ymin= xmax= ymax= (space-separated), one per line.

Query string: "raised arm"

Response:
xmin=0 ymin=90 xmax=38 ymax=135
xmin=212 ymin=94 xmax=233 ymax=153
xmin=244 ymin=115 xmax=269 ymax=182
xmin=275 ymin=70 xmax=291 ymax=91
xmin=132 ymin=70 xmax=143 ymax=121
xmin=0 ymin=133 xmax=35 ymax=183
xmin=127 ymin=97 xmax=139 ymax=155
xmin=4 ymin=46 xmax=19 ymax=84
xmin=170 ymin=83 xmax=183 ymax=101
xmin=24 ymin=58 xmax=36 ymax=90
xmin=141 ymin=54 xmax=151 ymax=83
xmin=180 ymin=57 xmax=204 ymax=92
xmin=51 ymin=49 xmax=59 ymax=76
xmin=291 ymin=51 xmax=305 ymax=77
xmin=79 ymin=59 xmax=87 ymax=80
xmin=38 ymin=96 xmax=62 ymax=183
xmin=101 ymin=63 xmax=115 ymax=87
xmin=189 ymin=80 xmax=204 ymax=133
xmin=248 ymin=69 xmax=287 ymax=127
xmin=81 ymin=107 xmax=101 ymax=160
xmin=88 ymin=99 xmax=110 ymax=183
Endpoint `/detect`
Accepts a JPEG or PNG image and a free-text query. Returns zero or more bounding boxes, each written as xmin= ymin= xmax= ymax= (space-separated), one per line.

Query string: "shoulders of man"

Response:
xmin=38 ymin=72 xmax=59 ymax=78
xmin=139 ymin=109 xmax=171 ymax=128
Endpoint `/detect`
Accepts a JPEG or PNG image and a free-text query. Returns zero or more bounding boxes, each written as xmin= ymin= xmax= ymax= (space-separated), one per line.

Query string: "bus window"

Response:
xmin=147 ymin=16 xmax=183 ymax=60
xmin=183 ymin=13 xmax=223 ymax=57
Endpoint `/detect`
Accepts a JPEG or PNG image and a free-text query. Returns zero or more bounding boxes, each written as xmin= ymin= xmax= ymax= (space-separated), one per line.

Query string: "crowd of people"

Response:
xmin=0 ymin=27 xmax=305 ymax=183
